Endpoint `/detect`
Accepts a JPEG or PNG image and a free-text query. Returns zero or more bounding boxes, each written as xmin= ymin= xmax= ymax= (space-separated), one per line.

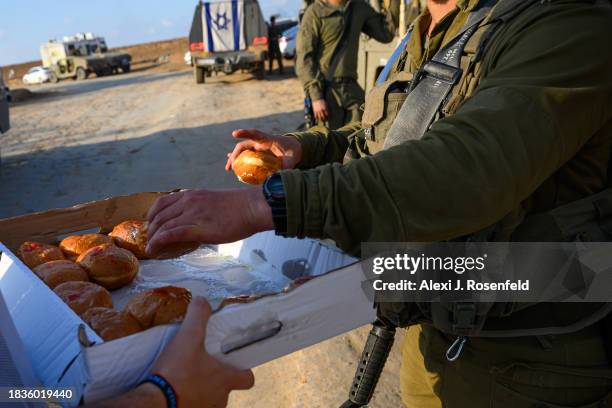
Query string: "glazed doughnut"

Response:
xmin=19 ymin=241 xmax=65 ymax=269
xmin=108 ymin=220 xmax=148 ymax=259
xmin=125 ymin=286 xmax=191 ymax=328
xmin=77 ymin=243 xmax=139 ymax=290
xmin=59 ymin=234 xmax=113 ymax=260
xmin=33 ymin=260 xmax=89 ymax=289
xmin=81 ymin=307 xmax=142 ymax=341
xmin=232 ymin=150 xmax=282 ymax=185
xmin=54 ymin=281 xmax=113 ymax=316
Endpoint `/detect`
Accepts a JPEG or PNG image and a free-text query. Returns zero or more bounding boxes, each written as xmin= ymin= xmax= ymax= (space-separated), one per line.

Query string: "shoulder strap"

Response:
xmin=375 ymin=29 xmax=413 ymax=86
xmin=326 ymin=3 xmax=354 ymax=82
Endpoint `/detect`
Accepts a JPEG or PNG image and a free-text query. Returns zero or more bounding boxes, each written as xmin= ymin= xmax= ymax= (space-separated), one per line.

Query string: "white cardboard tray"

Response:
xmin=0 ymin=231 xmax=374 ymax=405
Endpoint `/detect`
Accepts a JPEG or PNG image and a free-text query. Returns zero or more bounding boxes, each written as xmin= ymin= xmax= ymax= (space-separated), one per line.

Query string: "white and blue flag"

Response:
xmin=202 ymin=0 xmax=246 ymax=52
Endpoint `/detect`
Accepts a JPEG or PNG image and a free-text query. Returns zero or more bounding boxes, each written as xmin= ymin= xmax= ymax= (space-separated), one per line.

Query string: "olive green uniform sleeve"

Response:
xmin=361 ymin=0 xmax=396 ymax=43
xmin=280 ymin=3 xmax=612 ymax=255
xmin=296 ymin=7 xmax=325 ymax=101
xmin=286 ymin=121 xmax=360 ymax=168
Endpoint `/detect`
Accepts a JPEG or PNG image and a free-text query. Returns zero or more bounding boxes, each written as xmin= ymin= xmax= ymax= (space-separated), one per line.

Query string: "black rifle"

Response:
xmin=339 ymin=320 xmax=396 ymax=408
xmin=304 ymin=94 xmax=315 ymax=129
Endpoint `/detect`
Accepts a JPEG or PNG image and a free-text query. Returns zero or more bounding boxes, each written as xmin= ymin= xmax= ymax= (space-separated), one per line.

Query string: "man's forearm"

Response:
xmin=296 ymin=10 xmax=325 ymax=102
xmin=303 ymin=80 xmax=324 ymax=102
xmin=363 ymin=2 xmax=396 ymax=43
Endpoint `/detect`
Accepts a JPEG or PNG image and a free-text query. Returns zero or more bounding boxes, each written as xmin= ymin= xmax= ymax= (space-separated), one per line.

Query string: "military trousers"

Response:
xmin=268 ymin=42 xmax=284 ymax=74
xmin=317 ymin=78 xmax=365 ymax=130
xmin=400 ymin=323 xmax=612 ymax=407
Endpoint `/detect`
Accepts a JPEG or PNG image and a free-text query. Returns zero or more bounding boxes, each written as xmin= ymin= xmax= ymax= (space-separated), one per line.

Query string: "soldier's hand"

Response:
xmin=151 ymin=297 xmax=255 ymax=408
xmin=312 ymin=99 xmax=329 ymax=122
xmin=85 ymin=297 xmax=255 ymax=408
xmin=146 ymin=188 xmax=274 ymax=256
xmin=225 ymin=128 xmax=302 ymax=171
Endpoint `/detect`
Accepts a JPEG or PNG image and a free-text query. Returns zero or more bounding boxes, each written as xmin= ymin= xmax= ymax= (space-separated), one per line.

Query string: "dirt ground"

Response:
xmin=1 ymin=51 xmax=406 ymax=407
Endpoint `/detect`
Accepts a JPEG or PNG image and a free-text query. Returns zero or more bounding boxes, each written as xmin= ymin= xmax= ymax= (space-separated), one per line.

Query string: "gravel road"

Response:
xmin=1 ymin=68 xmax=405 ymax=407
xmin=1 ymin=69 xmax=303 ymax=216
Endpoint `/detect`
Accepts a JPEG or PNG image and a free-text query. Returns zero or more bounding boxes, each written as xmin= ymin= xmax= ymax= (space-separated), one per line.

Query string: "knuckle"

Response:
xmin=148 ymin=220 xmax=159 ymax=233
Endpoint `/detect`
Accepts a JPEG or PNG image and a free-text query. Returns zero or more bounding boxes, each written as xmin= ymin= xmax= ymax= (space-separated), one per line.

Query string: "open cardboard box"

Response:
xmin=0 ymin=192 xmax=375 ymax=405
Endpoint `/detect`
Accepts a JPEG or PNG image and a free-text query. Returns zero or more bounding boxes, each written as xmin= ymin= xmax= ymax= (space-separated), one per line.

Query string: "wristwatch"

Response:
xmin=262 ymin=173 xmax=288 ymax=236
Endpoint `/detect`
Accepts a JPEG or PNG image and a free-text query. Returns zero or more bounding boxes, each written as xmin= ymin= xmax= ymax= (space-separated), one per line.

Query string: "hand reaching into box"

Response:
xmin=146 ymin=189 xmax=275 ymax=257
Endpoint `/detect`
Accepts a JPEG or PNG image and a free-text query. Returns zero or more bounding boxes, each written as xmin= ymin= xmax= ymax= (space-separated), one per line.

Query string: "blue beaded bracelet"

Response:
xmin=139 ymin=374 xmax=178 ymax=408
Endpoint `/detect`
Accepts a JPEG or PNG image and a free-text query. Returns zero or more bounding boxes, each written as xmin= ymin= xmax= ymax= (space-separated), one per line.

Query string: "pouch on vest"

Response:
xmin=361 ymin=71 xmax=413 ymax=154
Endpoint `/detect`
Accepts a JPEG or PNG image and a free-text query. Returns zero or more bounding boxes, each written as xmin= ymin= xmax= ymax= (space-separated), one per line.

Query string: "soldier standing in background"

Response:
xmin=297 ymin=0 xmax=396 ymax=130
xmin=267 ymin=16 xmax=284 ymax=75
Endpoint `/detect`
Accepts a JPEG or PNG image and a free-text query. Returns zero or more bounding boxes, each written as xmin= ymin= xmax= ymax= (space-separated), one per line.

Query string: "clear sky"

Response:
xmin=0 ymin=0 xmax=300 ymax=66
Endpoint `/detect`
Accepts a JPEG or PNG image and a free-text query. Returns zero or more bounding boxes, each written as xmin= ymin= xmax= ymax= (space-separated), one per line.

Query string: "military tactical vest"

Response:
xmin=350 ymin=0 xmax=534 ymax=155
xmin=354 ymin=0 xmax=612 ymax=338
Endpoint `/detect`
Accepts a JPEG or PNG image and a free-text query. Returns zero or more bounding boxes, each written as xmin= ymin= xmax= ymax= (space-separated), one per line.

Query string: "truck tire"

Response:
xmin=49 ymin=73 xmax=59 ymax=83
xmin=76 ymin=67 xmax=88 ymax=81
xmin=194 ymin=66 xmax=205 ymax=84
xmin=255 ymin=62 xmax=265 ymax=80
xmin=96 ymin=68 xmax=111 ymax=77
xmin=121 ymin=64 xmax=131 ymax=73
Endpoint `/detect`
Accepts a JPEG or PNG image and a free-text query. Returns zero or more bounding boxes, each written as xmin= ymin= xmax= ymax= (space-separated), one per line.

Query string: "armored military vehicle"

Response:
xmin=40 ymin=33 xmax=132 ymax=81
xmin=189 ymin=0 xmax=268 ymax=84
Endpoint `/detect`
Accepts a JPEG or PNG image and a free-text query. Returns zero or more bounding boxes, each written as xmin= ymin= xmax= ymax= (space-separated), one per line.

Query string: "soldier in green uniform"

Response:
xmin=146 ymin=0 xmax=612 ymax=406
xmin=297 ymin=0 xmax=396 ymax=130
xmin=267 ymin=16 xmax=284 ymax=75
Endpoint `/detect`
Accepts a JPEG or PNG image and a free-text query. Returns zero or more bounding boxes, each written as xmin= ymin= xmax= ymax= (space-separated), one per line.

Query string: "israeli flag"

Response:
xmin=202 ymin=0 xmax=246 ymax=52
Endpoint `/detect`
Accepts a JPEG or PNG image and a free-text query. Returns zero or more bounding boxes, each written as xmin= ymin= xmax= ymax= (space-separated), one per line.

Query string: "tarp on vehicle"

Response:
xmin=189 ymin=0 xmax=268 ymax=52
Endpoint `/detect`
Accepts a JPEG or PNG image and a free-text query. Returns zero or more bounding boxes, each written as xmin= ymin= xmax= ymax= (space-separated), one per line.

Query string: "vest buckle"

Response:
xmin=452 ymin=302 xmax=477 ymax=332
xmin=423 ymin=60 xmax=463 ymax=84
